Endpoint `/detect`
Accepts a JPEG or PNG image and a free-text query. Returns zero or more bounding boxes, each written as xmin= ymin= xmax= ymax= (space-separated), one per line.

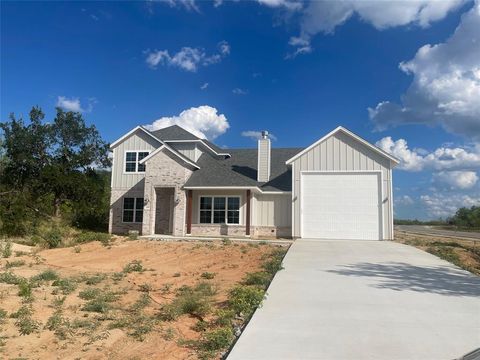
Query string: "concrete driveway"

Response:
xmin=227 ymin=240 xmax=480 ymax=360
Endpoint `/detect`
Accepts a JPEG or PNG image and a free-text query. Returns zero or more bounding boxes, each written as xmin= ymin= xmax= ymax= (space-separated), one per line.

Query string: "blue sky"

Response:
xmin=1 ymin=0 xmax=479 ymax=220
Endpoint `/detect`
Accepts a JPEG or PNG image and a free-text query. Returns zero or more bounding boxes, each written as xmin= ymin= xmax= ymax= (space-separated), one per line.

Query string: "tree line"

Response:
xmin=0 ymin=106 xmax=111 ymax=236
xmin=395 ymin=206 xmax=480 ymax=230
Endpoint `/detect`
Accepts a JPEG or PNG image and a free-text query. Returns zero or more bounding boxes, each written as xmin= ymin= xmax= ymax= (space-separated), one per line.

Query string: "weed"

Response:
xmin=75 ymin=231 xmax=111 ymax=245
xmin=82 ymin=299 xmax=112 ymax=313
xmin=222 ymin=238 xmax=232 ymax=246
xmin=159 ymin=282 xmax=216 ymax=321
xmin=200 ymin=272 xmax=216 ymax=280
xmin=31 ymin=269 xmax=60 ymax=283
xmin=5 ymin=260 xmax=25 ymax=269
xmin=160 ymin=283 xmax=173 ymax=294
xmin=427 ymin=246 xmax=462 ymax=266
xmin=14 ymin=251 xmax=28 ymax=257
xmin=12 ymin=305 xmax=40 ymax=335
xmin=0 ymin=308 xmax=7 ymax=324
xmin=162 ymin=327 xmax=175 ymax=341
xmin=201 ymin=326 xmax=234 ymax=352
xmin=243 ymin=271 xmax=271 ymax=288
xmin=138 ymin=283 xmax=153 ymax=292
xmin=228 ymin=285 xmax=265 ymax=317
xmin=123 ymin=260 xmax=144 ymax=273
xmin=1 ymin=241 xmax=12 ymax=258
xmin=258 ymin=241 xmax=268 ymax=246
xmin=51 ymin=296 xmax=67 ymax=308
xmin=52 ymin=278 xmax=77 ymax=295
xmin=17 ymin=280 xmax=33 ymax=300
xmin=45 ymin=310 xmax=72 ymax=340
xmin=73 ymin=246 xmax=81 ymax=253
xmin=84 ymin=273 xmax=106 ymax=285
xmin=192 ymin=319 xmax=209 ymax=332
xmin=0 ymin=271 xmax=24 ymax=285
xmin=128 ymin=230 xmax=139 ymax=241
xmin=111 ymin=272 xmax=125 ymax=282
xmin=262 ymin=249 xmax=286 ymax=275
xmin=43 ymin=227 xmax=63 ymax=249
xmin=213 ymin=309 xmax=235 ymax=327
xmin=78 ymin=287 xmax=102 ymax=300
xmin=173 ymin=272 xmax=181 ymax=277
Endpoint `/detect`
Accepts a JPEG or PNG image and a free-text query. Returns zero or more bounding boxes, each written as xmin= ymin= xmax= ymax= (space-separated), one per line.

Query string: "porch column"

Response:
xmin=246 ymin=189 xmax=251 ymax=236
xmin=186 ymin=190 xmax=193 ymax=235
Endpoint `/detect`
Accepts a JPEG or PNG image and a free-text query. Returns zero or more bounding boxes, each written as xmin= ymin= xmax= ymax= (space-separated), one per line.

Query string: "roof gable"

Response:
xmin=151 ymin=125 xmax=200 ymax=141
xmin=285 ymin=126 xmax=400 ymax=166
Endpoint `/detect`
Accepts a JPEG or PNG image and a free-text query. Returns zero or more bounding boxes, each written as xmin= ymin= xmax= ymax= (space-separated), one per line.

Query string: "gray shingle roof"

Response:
xmin=150 ymin=125 xmax=200 ymax=141
xmin=185 ymin=148 xmax=303 ymax=192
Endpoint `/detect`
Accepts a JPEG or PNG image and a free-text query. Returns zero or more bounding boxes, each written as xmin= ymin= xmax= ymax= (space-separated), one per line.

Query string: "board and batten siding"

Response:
xmin=253 ymin=194 xmax=291 ymax=227
xmin=169 ymin=143 xmax=202 ymax=162
xmin=291 ymin=131 xmax=394 ymax=239
xmin=111 ymin=131 xmax=160 ymax=189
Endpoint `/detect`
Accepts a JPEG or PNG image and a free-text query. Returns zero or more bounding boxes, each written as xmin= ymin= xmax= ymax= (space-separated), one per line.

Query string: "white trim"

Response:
xmin=389 ymin=168 xmax=394 ymax=240
xmin=110 ymin=126 xmax=162 ymax=149
xmin=285 ymin=126 xmax=400 ymax=166
xmin=110 ymin=148 xmax=115 ymax=188
xmin=261 ymin=191 xmax=291 ymax=195
xmin=299 ymin=170 xmax=383 ymax=240
xmin=183 ymin=186 xmax=289 ymax=195
xmin=291 ymin=162 xmax=295 ymax=238
xmin=123 ymin=150 xmax=150 ymax=175
xmin=139 ymin=145 xmax=200 ymax=169
xmin=197 ymin=195 xmax=242 ymax=225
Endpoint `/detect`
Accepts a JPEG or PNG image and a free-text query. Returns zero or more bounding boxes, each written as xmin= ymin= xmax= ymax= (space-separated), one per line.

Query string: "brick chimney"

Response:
xmin=257 ymin=130 xmax=271 ymax=182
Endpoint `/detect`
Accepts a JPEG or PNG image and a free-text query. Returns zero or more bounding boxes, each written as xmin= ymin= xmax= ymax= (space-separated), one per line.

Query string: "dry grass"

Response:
xmin=394 ymin=231 xmax=480 ymax=275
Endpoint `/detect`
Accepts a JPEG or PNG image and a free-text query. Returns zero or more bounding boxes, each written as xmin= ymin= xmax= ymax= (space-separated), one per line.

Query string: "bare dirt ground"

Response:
xmin=394 ymin=231 xmax=480 ymax=275
xmin=0 ymin=237 xmax=287 ymax=360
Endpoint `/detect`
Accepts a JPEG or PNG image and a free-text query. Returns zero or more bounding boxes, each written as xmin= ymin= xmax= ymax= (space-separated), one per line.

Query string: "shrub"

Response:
xmin=14 ymin=250 xmax=29 ymax=257
xmin=1 ymin=241 xmax=12 ymax=258
xmin=0 ymin=271 xmax=24 ymax=285
xmin=228 ymin=285 xmax=265 ymax=317
xmin=73 ymin=246 xmax=81 ymax=253
xmin=82 ymin=299 xmax=111 ymax=313
xmin=138 ymin=283 xmax=153 ymax=292
xmin=75 ymin=231 xmax=111 ymax=245
xmin=84 ymin=273 xmax=106 ymax=285
xmin=12 ymin=305 xmax=40 ymax=335
xmin=243 ymin=271 xmax=271 ymax=288
xmin=201 ymin=327 xmax=234 ymax=352
xmin=31 ymin=269 xmax=60 ymax=283
xmin=213 ymin=309 xmax=235 ymax=327
xmin=43 ymin=227 xmax=63 ymax=248
xmin=200 ymin=272 xmax=216 ymax=280
xmin=128 ymin=230 xmax=139 ymax=240
xmin=52 ymin=278 xmax=77 ymax=295
xmin=262 ymin=249 xmax=286 ymax=275
xmin=222 ymin=238 xmax=232 ymax=246
xmin=17 ymin=280 xmax=33 ymax=299
xmin=78 ymin=287 xmax=102 ymax=300
xmin=0 ymin=308 xmax=7 ymax=324
xmin=123 ymin=260 xmax=144 ymax=273
xmin=5 ymin=260 xmax=25 ymax=269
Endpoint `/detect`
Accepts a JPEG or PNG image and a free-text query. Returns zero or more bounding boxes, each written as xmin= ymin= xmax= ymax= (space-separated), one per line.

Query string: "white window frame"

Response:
xmin=198 ymin=196 xmax=241 ymax=225
xmin=122 ymin=197 xmax=144 ymax=223
xmin=124 ymin=150 xmax=150 ymax=174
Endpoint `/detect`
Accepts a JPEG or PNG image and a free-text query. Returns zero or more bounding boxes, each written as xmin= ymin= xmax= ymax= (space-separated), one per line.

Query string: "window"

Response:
xmin=199 ymin=196 xmax=240 ymax=224
xmin=123 ymin=197 xmax=144 ymax=223
xmin=125 ymin=151 xmax=149 ymax=173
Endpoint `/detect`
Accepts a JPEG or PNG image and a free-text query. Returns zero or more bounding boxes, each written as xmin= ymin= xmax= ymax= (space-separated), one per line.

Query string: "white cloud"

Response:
xmin=420 ymin=193 xmax=480 ymax=218
xmin=241 ymin=130 xmax=278 ymax=141
xmin=56 ymin=96 xmax=96 ymax=113
xmin=144 ymin=105 xmax=229 ymax=140
xmin=395 ymin=195 xmax=415 ymax=206
xmin=145 ymin=41 xmax=230 ymax=72
xmin=232 ymin=88 xmax=247 ymax=95
xmin=369 ymin=2 xmax=480 ymax=140
xmin=257 ymin=0 xmax=302 ymax=11
xmin=200 ymin=82 xmax=209 ymax=90
xmin=156 ymin=0 xmax=200 ymax=12
xmin=376 ymin=137 xmax=480 ymax=172
xmin=433 ymin=170 xmax=478 ymax=189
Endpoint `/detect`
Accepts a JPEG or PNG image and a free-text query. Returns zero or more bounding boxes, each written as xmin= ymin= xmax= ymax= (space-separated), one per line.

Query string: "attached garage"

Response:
xmin=286 ymin=127 xmax=399 ymax=240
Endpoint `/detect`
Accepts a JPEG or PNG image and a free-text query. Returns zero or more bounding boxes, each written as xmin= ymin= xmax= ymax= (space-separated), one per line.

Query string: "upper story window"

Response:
xmin=125 ymin=151 xmax=149 ymax=173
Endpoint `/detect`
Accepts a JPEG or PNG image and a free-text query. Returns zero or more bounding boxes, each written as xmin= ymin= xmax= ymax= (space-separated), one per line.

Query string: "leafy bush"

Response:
xmin=31 ymin=269 xmax=59 ymax=283
xmin=43 ymin=227 xmax=63 ymax=248
xmin=213 ymin=309 xmax=235 ymax=327
xmin=78 ymin=288 xmax=102 ymax=300
xmin=17 ymin=280 xmax=33 ymax=299
xmin=5 ymin=260 xmax=25 ymax=269
xmin=1 ymin=241 xmax=12 ymax=258
xmin=52 ymin=278 xmax=77 ymax=295
xmin=81 ymin=289 xmax=119 ymax=313
xmin=243 ymin=271 xmax=271 ymax=288
xmin=123 ymin=260 xmax=144 ymax=273
xmin=0 ymin=271 xmax=24 ymax=285
xmin=228 ymin=285 xmax=265 ymax=317
xmin=75 ymin=231 xmax=111 ymax=245
xmin=138 ymin=283 xmax=153 ymax=293
xmin=200 ymin=272 xmax=216 ymax=280
xmin=201 ymin=327 xmax=234 ymax=352
xmin=262 ymin=249 xmax=286 ymax=275
xmin=84 ymin=273 xmax=106 ymax=285
xmin=11 ymin=305 xmax=40 ymax=335
xmin=45 ymin=310 xmax=72 ymax=340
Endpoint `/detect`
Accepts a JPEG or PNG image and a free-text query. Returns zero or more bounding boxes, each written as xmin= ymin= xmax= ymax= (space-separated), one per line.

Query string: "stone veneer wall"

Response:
xmin=252 ymin=226 xmax=292 ymax=239
xmin=189 ymin=224 xmax=292 ymax=239
xmin=142 ymin=150 xmax=193 ymax=236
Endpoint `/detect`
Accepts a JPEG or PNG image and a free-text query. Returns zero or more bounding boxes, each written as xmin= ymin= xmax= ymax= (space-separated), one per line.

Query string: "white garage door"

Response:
xmin=301 ymin=172 xmax=382 ymax=240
